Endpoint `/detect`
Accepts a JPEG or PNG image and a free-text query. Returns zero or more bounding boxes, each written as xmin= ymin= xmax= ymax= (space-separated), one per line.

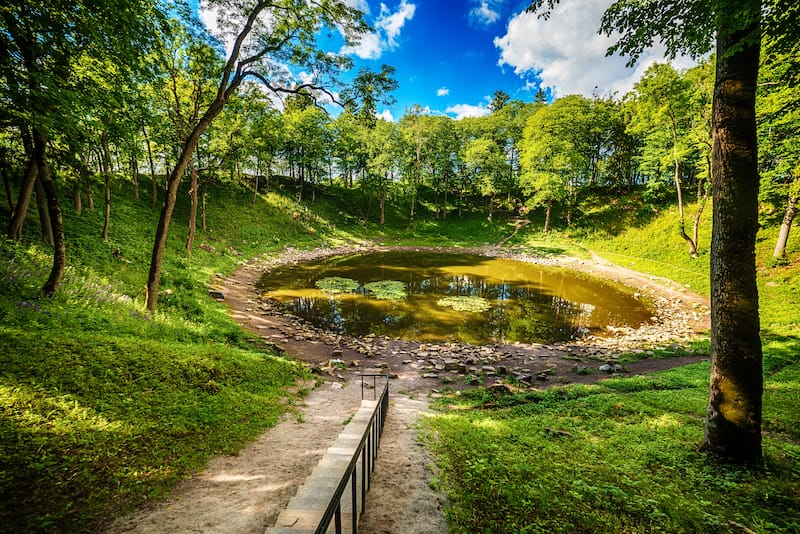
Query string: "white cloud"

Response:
xmin=494 ymin=0 xmax=695 ymax=98
xmin=343 ymin=0 xmax=371 ymax=16
xmin=469 ymin=0 xmax=500 ymax=27
xmin=437 ymin=87 xmax=450 ymax=96
xmin=378 ymin=109 xmax=395 ymax=122
xmin=343 ymin=1 xmax=416 ymax=59
xmin=446 ymin=103 xmax=490 ymax=119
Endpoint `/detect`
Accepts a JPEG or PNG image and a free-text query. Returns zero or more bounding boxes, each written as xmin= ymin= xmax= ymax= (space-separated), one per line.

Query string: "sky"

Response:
xmin=197 ymin=0 xmax=695 ymax=121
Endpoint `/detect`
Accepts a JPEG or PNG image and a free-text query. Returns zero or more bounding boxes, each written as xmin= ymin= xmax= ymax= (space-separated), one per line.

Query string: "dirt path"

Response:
xmin=109 ymin=246 xmax=710 ymax=534
xmin=107 ymin=381 xmax=365 ymax=533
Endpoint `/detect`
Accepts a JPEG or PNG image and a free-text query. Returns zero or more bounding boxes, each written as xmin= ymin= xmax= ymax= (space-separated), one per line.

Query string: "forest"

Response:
xmin=1 ymin=0 xmax=799 ymax=532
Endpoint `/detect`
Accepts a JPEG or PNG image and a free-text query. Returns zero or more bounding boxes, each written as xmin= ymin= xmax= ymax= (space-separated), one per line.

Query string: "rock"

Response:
xmin=599 ymin=364 xmax=613 ymax=373
xmin=514 ymin=373 xmax=533 ymax=385
xmin=208 ymin=289 xmax=226 ymax=300
xmin=443 ymin=359 xmax=461 ymax=371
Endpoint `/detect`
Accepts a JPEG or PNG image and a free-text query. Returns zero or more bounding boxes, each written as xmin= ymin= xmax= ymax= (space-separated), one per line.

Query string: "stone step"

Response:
xmin=273 ymin=508 xmax=355 ymax=532
xmin=267 ymin=397 xmax=384 ymax=533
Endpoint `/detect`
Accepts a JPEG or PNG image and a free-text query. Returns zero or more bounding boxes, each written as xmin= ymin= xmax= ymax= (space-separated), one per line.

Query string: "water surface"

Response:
xmin=257 ymin=251 xmax=652 ymax=345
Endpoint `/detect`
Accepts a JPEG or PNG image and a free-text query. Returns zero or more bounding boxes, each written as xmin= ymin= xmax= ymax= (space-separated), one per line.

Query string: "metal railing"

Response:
xmin=315 ymin=373 xmax=389 ymax=534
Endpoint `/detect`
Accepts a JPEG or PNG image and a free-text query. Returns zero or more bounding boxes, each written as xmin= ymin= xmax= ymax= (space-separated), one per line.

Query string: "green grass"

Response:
xmin=2 ymin=179 xmax=798 ymax=532
xmin=424 ymin=375 xmax=800 ymax=533
xmin=422 ymin=194 xmax=800 ymax=533
xmin=0 ymin=180 xmax=339 ymax=532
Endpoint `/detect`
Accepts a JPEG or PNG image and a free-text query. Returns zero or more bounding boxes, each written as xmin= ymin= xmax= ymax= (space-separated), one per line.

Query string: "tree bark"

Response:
xmin=379 ymin=188 xmax=386 ymax=225
xmin=773 ymin=194 xmax=796 ymax=259
xmin=73 ymin=187 xmax=82 ymax=216
xmin=185 ymin=156 xmax=199 ymax=254
xmin=544 ymin=199 xmax=552 ymax=233
xmin=7 ymin=153 xmax=38 ymax=240
xmin=101 ymin=135 xmax=112 ymax=241
xmin=131 ymin=155 xmax=140 ymax=200
xmin=703 ymin=8 xmax=763 ymax=463
xmin=2 ymin=163 xmax=14 ymax=213
xmin=34 ymin=177 xmax=54 ymax=245
xmin=146 ymin=100 xmax=227 ymax=312
xmin=201 ymin=188 xmax=207 ymax=232
xmin=143 ymin=125 xmax=158 ymax=206
xmin=32 ymin=128 xmax=66 ymax=296
xmin=672 ymin=117 xmax=698 ymax=257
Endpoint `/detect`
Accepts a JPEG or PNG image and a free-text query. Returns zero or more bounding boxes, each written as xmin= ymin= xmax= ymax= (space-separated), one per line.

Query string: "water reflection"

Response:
xmin=257 ymin=251 xmax=652 ymax=345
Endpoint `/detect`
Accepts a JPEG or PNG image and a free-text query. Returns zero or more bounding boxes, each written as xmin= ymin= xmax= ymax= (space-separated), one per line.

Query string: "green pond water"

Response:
xmin=257 ymin=251 xmax=653 ymax=345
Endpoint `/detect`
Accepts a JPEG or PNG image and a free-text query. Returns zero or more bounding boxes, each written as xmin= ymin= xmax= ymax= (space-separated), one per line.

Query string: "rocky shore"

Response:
xmin=218 ymin=243 xmax=711 ymax=393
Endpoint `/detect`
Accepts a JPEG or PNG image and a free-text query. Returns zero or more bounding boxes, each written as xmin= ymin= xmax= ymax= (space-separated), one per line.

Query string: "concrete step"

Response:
xmin=268 ymin=396 xmax=384 ymax=533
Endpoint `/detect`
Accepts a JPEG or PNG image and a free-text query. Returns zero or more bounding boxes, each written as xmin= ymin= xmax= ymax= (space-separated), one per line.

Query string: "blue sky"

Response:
xmin=198 ymin=0 xmax=693 ymax=121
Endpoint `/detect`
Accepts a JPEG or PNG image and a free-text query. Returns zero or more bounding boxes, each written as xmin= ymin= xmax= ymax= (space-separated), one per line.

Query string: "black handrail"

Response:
xmin=315 ymin=374 xmax=389 ymax=534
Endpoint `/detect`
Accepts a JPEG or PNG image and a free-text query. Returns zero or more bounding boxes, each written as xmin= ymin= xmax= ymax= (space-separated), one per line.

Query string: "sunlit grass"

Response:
xmin=423 ymin=194 xmax=800 ymax=533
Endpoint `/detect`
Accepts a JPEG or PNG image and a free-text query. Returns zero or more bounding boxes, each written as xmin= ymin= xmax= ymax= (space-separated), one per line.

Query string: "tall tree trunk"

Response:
xmin=34 ymin=177 xmax=53 ymax=245
xmin=146 ymin=101 xmax=227 ymax=312
xmin=253 ymin=156 xmax=260 ymax=205
xmin=672 ymin=119 xmax=698 ymax=257
xmin=185 ymin=157 xmax=199 ymax=254
xmin=131 ymin=155 xmax=140 ymax=200
xmin=73 ymin=187 xmax=82 ymax=216
xmin=703 ymin=9 xmax=763 ymax=463
xmin=144 ymin=125 xmax=158 ymax=206
xmin=407 ymin=192 xmax=416 ymax=230
xmin=364 ymin=192 xmax=372 ymax=225
xmin=379 ymin=188 xmax=386 ymax=225
xmin=544 ymin=200 xmax=552 ymax=233
xmin=7 ymin=154 xmax=38 ymax=240
xmin=773 ymin=194 xmax=796 ymax=259
xmin=201 ymin=188 xmax=207 ymax=232
xmin=33 ymin=128 xmax=65 ymax=296
xmin=2 ymin=164 xmax=14 ymax=212
xmin=101 ymin=136 xmax=112 ymax=241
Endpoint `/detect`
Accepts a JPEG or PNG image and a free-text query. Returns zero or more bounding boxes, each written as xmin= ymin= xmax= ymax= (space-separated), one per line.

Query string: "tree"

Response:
xmin=363 ymin=119 xmax=399 ymax=225
xmin=528 ymin=0 xmax=795 ymax=462
xmin=519 ymin=95 xmax=607 ymax=229
xmin=629 ymin=62 xmax=700 ymax=256
xmin=758 ymin=37 xmax=800 ymax=260
xmin=144 ymin=0 xmax=368 ymax=311
xmin=342 ymin=64 xmax=398 ymax=129
xmin=1 ymin=0 xmax=165 ymax=295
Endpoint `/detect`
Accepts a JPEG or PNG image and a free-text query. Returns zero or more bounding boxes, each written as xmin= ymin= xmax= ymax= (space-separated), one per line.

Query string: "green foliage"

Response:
xmin=314 ymin=276 xmax=360 ymax=294
xmin=0 ymin=180 xmax=352 ymax=531
xmin=436 ymin=295 xmax=492 ymax=313
xmin=363 ymin=280 xmax=407 ymax=300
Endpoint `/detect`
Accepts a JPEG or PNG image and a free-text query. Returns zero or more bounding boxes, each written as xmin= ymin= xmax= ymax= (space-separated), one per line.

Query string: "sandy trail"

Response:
xmin=107 ymin=381 xmax=366 ymax=533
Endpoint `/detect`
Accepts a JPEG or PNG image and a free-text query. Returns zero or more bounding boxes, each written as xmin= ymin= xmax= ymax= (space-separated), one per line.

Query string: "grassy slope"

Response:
xmin=0 ymin=178 xmax=520 ymax=532
xmin=3 ymin=179 xmax=798 ymax=532
xmin=423 ymin=195 xmax=800 ymax=533
xmin=0 ymin=181 xmax=346 ymax=532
